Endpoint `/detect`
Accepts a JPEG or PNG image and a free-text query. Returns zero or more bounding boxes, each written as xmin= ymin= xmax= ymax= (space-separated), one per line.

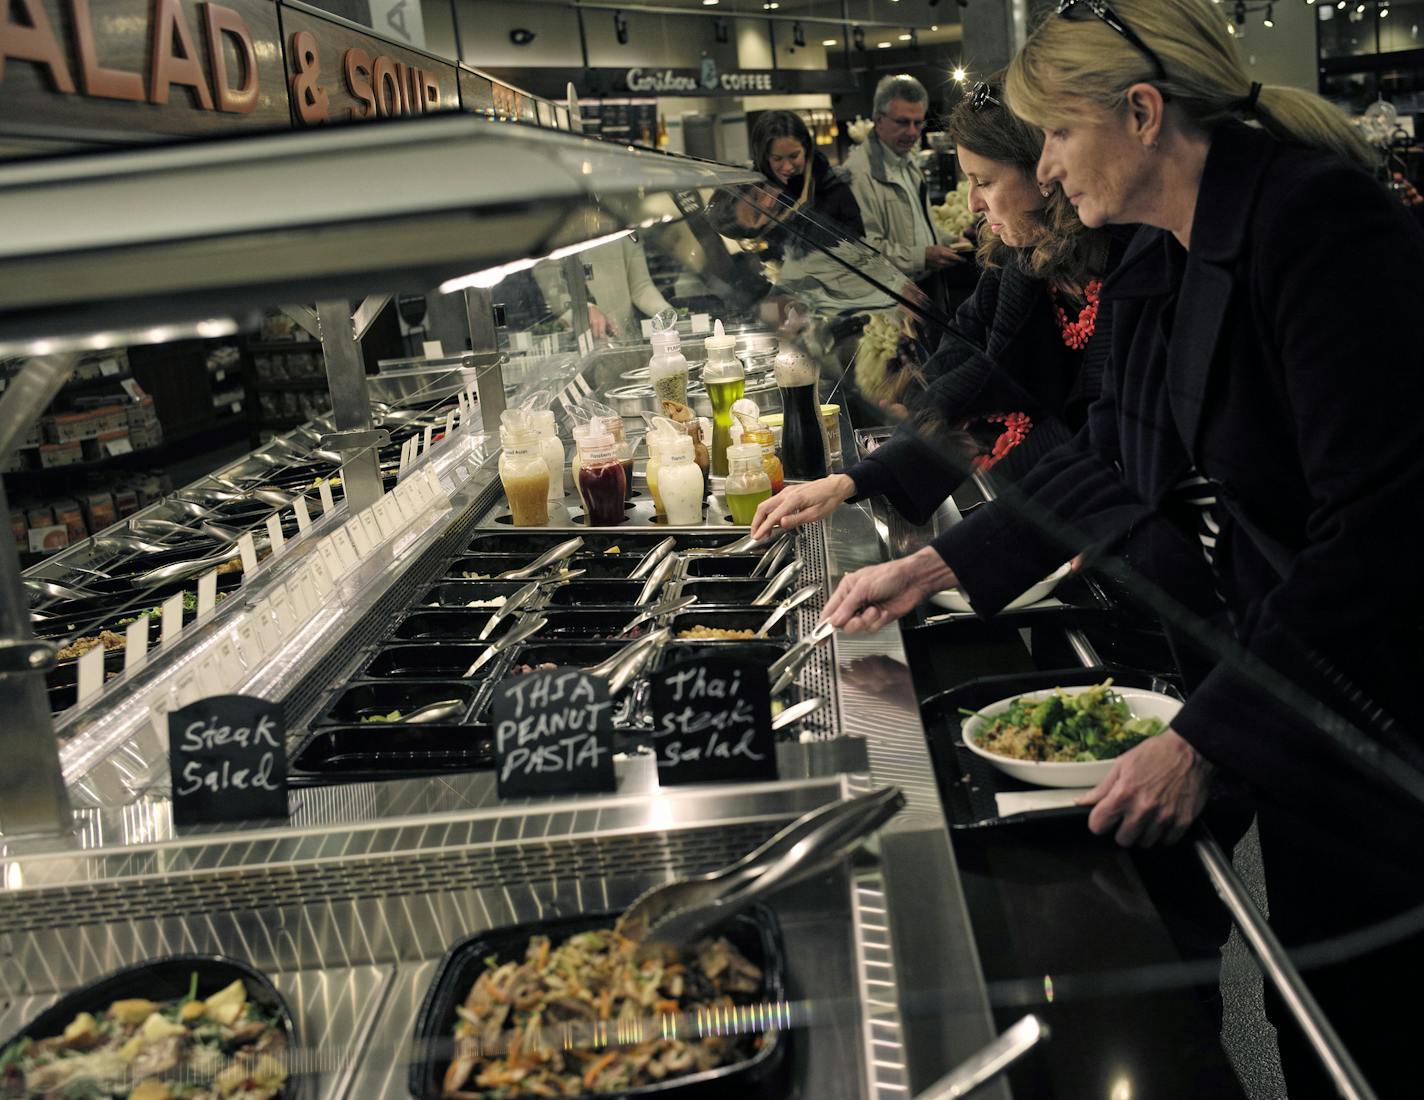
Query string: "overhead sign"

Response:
xmin=0 ymin=0 xmax=288 ymax=138
xmin=280 ymin=6 xmax=459 ymax=126
xmin=481 ymin=65 xmax=860 ymax=100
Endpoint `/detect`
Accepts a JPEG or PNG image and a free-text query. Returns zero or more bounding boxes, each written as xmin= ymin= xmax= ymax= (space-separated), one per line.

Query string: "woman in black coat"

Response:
xmin=822 ymin=2 xmax=1424 ymax=1093
xmin=748 ymin=110 xmax=864 ymax=257
xmin=753 ymin=80 xmax=1121 ymax=536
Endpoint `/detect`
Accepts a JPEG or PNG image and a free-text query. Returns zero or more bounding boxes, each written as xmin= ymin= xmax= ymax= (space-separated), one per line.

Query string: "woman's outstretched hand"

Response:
xmin=751 ymin=474 xmax=856 ymax=541
xmin=821 ymin=547 xmax=957 ymax=633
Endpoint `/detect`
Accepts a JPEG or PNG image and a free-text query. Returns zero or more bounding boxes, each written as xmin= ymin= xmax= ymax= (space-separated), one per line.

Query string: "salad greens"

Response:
xmin=966 ymin=680 xmax=1166 ymax=764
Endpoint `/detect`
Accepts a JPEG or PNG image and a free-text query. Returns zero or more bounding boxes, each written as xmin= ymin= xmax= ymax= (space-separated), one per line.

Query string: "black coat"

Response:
xmin=764 ymin=151 xmax=865 ymax=260
xmin=936 ymin=124 xmax=1424 ymax=831
xmin=847 ymin=242 xmax=1120 ymax=517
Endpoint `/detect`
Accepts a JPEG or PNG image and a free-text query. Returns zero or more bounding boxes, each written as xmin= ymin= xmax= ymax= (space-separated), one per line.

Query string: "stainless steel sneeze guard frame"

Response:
xmin=0 ymin=410 xmax=1003 ymax=1100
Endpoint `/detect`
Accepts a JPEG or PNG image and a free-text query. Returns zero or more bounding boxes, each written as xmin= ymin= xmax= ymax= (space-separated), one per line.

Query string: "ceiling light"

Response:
xmin=823 ymin=38 xmax=838 ymax=45
xmin=1264 ymin=2 xmax=1274 ymax=25
xmin=702 ymin=0 xmax=718 ymax=5
xmin=899 ymin=32 xmax=912 ymax=39
xmin=878 ymin=41 xmax=892 ymax=47
xmin=1381 ymin=4 xmax=1389 ymax=14
xmin=1226 ymin=20 xmax=1235 ymax=32
xmin=952 ymin=65 xmax=967 ymax=81
xmin=931 ymin=23 xmax=939 ymax=29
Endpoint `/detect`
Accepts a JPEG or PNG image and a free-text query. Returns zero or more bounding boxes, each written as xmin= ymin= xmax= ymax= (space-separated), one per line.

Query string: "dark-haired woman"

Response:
xmin=752 ymin=78 xmax=1125 ymax=539
xmin=747 ymin=110 xmax=864 ymax=256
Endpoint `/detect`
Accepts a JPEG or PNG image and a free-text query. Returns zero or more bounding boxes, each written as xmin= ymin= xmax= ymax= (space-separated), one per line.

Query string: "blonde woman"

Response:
xmin=822 ymin=1 xmax=1424 ymax=1092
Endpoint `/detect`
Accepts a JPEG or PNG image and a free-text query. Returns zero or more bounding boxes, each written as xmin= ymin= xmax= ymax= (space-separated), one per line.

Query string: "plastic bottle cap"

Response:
xmin=530 ymin=410 xmax=557 ymax=432
xmin=651 ymin=330 xmax=682 ymax=351
xmin=501 ymin=424 xmax=538 ymax=447
xmin=726 ymin=442 xmax=764 ymax=463
xmin=704 ymin=318 xmax=735 ymax=352
xmin=582 ymin=432 xmax=615 ymax=449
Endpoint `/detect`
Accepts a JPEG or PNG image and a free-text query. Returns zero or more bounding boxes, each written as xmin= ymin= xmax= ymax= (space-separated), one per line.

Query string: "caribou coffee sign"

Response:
xmin=626 ymin=59 xmax=774 ymax=96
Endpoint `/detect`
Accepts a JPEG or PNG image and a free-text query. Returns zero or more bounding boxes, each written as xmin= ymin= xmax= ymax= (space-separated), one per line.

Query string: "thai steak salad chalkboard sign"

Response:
xmin=168 ymin=694 xmax=288 ymax=827
xmin=651 ymin=656 xmax=776 ymax=785
xmin=491 ymin=668 xmax=617 ymax=798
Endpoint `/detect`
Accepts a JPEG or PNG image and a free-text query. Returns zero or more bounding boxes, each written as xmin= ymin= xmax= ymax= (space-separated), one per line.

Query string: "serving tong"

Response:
xmin=769 ymin=695 xmax=825 ymax=732
xmin=687 ymin=531 xmax=779 ymax=558
xmin=24 ymin=578 xmax=100 ymax=603
xmin=495 ymin=537 xmax=584 ymax=580
xmin=389 ymin=698 xmax=467 ymax=724
xmin=462 ymin=613 xmax=547 ymax=677
xmin=617 ymin=786 xmax=905 ymax=949
xmin=618 ymin=594 xmax=696 ymax=638
xmin=628 ymin=536 xmax=677 ymax=581
xmin=768 ymin=619 xmax=836 ymax=695
xmin=582 ymin=627 xmax=671 ymax=696
xmin=634 ymin=553 xmax=680 ymax=606
xmin=756 ymin=583 xmax=819 ymax=638
xmin=751 ymin=534 xmax=796 ymax=579
xmin=750 ymin=559 xmax=803 ymax=607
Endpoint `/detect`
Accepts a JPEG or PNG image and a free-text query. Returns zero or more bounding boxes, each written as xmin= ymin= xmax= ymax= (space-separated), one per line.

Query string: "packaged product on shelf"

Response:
xmin=134 ymin=474 xmax=163 ymax=506
xmin=37 ymin=441 xmax=82 ymax=468
xmin=112 ymin=486 xmax=139 ymax=517
xmin=78 ymin=490 xmax=116 ymax=534
xmin=25 ymin=505 xmax=53 ymax=530
xmin=52 ymin=498 xmax=86 ymax=544
xmin=83 ymin=430 xmax=131 ymax=460
xmin=125 ymin=396 xmax=159 ymax=430
xmin=42 ymin=410 xmax=99 ymax=444
xmin=26 ymin=524 xmax=68 ymax=553
xmin=10 ymin=510 xmax=26 ymax=550
xmin=129 ymin=423 xmax=163 ymax=449
xmin=19 ymin=420 xmax=40 ymax=449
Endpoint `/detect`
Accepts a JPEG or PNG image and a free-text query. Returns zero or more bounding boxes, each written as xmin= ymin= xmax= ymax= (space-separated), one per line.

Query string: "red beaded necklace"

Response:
xmin=970 ymin=411 xmax=1033 ymax=472
xmin=1048 ymin=278 xmax=1103 ymax=351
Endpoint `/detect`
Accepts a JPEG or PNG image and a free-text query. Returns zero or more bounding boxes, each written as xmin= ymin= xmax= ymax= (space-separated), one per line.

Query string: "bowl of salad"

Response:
xmin=960 ymin=680 xmax=1181 ymax=788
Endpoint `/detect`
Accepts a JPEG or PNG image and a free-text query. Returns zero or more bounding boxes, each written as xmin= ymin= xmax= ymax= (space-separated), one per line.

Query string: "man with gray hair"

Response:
xmin=845 ymin=74 xmax=965 ymax=280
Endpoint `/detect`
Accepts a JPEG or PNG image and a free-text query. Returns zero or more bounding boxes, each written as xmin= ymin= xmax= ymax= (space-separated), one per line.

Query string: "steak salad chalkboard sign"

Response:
xmin=492 ymin=668 xmax=617 ymax=798
xmin=168 ymin=695 xmax=288 ymax=827
xmin=651 ymin=657 xmax=776 ymax=785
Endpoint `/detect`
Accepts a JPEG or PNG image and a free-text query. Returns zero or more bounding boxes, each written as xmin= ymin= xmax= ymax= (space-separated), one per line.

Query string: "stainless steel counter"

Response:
xmin=0 ymin=407 xmax=1003 ymax=1100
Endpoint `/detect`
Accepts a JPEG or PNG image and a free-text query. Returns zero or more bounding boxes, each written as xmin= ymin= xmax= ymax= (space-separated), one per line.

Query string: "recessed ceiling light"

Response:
xmin=931 ymin=23 xmax=939 ymax=30
xmin=822 ymin=38 xmax=838 ymax=45
xmin=878 ymin=41 xmax=891 ymax=47
xmin=898 ymin=32 xmax=912 ymax=39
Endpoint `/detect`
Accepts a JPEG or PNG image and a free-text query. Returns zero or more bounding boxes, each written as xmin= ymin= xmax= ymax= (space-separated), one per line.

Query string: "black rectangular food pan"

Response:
xmin=359 ymin=644 xmax=502 ymax=680
xmin=683 ymin=556 xmax=765 ymax=579
xmin=289 ymin=724 xmax=494 ymax=782
xmin=501 ymin=641 xmax=627 ymax=676
xmin=394 ymin=611 xmax=521 ymax=645
xmin=676 ymin=580 xmax=777 ymax=607
xmin=668 ymin=612 xmax=792 ymax=643
xmin=920 ymin=666 xmax=1182 ymax=830
xmin=545 ymin=581 xmax=646 ymax=607
xmin=317 ymin=681 xmax=481 ymax=726
xmin=463 ymin=533 xmax=627 ymax=556
xmin=656 ymin=640 xmax=790 ymax=669
xmin=532 ymin=610 xmax=648 ymax=640
xmin=46 ymin=651 xmax=127 ymax=713
xmin=420 ymin=581 xmax=535 ymax=609
xmin=559 ymin=554 xmax=648 ymax=580
xmin=444 ymin=555 xmax=533 ymax=580
xmin=409 ymin=906 xmax=788 ymax=1100
xmin=0 ymin=954 xmax=303 ymax=1099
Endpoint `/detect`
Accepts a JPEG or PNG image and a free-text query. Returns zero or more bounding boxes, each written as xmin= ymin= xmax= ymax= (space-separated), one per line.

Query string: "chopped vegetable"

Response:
xmin=967 ymin=680 xmax=1166 ymax=763
xmin=676 ymin=626 xmax=756 ymax=640
xmin=361 ymin=710 xmax=404 ymax=723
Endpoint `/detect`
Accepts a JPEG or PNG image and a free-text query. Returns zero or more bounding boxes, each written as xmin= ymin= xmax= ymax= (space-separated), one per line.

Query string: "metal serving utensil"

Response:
xmin=750 ymin=559 xmax=803 ymax=607
xmin=93 ymin=533 xmax=195 ymax=555
xmin=688 ymin=532 xmax=777 ymax=557
xmin=756 ymin=583 xmax=819 ymax=638
xmin=769 ymin=695 xmax=825 ymax=732
xmin=24 ymin=578 xmax=100 ymax=602
xmin=912 ymin=1016 xmax=1048 ymax=1100
xmin=475 ymin=582 xmax=540 ymax=640
xmin=618 ymin=594 xmax=696 ymax=638
xmin=496 ymin=537 xmax=585 ymax=580
xmin=617 ymin=786 xmax=905 ymax=949
xmin=132 ymin=539 xmax=259 ymax=586
xmin=128 ymin=517 xmax=199 ymax=540
xmin=628 ymin=536 xmax=677 ymax=581
xmin=199 ymin=520 xmax=245 ymax=543
xmin=392 ymin=699 xmax=467 ymax=724
xmin=583 ymin=627 xmax=671 ymax=696
xmin=768 ymin=618 xmax=836 ymax=695
xmin=634 ymin=553 xmax=679 ymax=606
xmin=462 ymin=613 xmax=547 ymax=677
xmin=750 ymin=534 xmax=795 ymax=579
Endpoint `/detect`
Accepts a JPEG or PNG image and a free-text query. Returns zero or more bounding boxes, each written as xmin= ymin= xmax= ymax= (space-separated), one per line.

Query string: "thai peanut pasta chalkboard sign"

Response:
xmin=491 ymin=668 xmax=617 ymax=798
xmin=168 ymin=695 xmax=288 ymax=827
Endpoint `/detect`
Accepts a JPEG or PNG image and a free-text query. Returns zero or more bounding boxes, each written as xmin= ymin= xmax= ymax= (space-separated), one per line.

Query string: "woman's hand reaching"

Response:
xmin=821 ymin=547 xmax=957 ymax=633
xmin=751 ymin=474 xmax=856 ymax=540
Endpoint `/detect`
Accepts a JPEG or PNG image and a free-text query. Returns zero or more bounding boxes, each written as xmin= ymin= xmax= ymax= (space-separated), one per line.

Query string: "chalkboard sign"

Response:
xmin=651 ymin=657 xmax=776 ymax=785
xmin=168 ymin=695 xmax=288 ymax=828
xmin=491 ymin=669 xmax=617 ymax=798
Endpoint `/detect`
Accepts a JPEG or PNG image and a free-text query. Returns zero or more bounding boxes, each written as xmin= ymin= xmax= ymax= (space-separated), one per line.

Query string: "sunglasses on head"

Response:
xmin=1056 ymin=0 xmax=1169 ymax=84
xmin=969 ymin=82 xmax=1000 ymax=112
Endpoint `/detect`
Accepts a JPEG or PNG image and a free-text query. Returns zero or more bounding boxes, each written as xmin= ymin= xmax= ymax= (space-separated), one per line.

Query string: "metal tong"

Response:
xmin=756 ymin=583 xmax=819 ymax=638
xmin=768 ymin=619 xmax=835 ymax=695
xmin=634 ymin=553 xmax=679 ymax=606
xmin=583 ymin=627 xmax=671 ymax=696
xmin=463 ymin=614 xmax=547 ymax=677
xmin=750 ymin=559 xmax=803 ymax=607
xmin=688 ymin=531 xmax=779 ymax=557
xmin=496 ymin=537 xmax=584 ymax=580
xmin=750 ymin=534 xmax=795 ymax=579
xmin=617 ymin=786 xmax=905 ymax=950
xmin=912 ymin=1015 xmax=1048 ymax=1100
xmin=474 ymin=581 xmax=540 ymax=639
xmin=770 ymin=695 xmax=825 ymax=732
xmin=628 ymin=536 xmax=677 ymax=581
xmin=619 ymin=594 xmax=696 ymax=638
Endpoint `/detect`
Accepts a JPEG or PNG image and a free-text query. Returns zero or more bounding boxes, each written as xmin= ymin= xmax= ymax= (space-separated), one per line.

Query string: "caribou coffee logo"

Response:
xmin=625 ymin=63 xmax=774 ymax=95
xmin=701 ymin=57 xmax=718 ymax=91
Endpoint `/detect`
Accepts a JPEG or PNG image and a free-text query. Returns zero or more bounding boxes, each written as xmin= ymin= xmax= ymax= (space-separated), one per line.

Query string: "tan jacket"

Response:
xmin=844 ymin=132 xmax=944 ymax=278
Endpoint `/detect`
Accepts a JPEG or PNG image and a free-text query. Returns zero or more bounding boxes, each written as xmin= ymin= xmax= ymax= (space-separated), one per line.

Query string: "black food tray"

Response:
xmin=676 ymin=580 xmax=774 ymax=606
xmin=683 ymin=556 xmax=765 ymax=578
xmin=359 ymin=644 xmax=501 ymax=679
xmin=905 ymin=570 xmax=1116 ymax=631
xmin=668 ymin=611 xmax=792 ymax=642
xmin=289 ymin=724 xmax=494 ymax=782
xmin=317 ymin=680 xmax=481 ymax=726
xmin=921 ymin=667 xmax=1182 ymax=830
xmin=420 ymin=580 xmax=536 ymax=608
xmin=545 ymin=581 xmax=645 ymax=607
xmin=531 ymin=610 xmax=650 ymax=640
xmin=409 ymin=906 xmax=788 ymax=1100
xmin=0 ymin=953 xmax=304 ymax=1099
xmin=656 ymin=640 xmax=790 ymax=668
xmin=393 ymin=611 xmax=520 ymax=644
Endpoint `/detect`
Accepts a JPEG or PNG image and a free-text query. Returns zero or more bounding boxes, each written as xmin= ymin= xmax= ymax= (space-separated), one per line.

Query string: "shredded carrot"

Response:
xmin=583 ymin=1051 xmax=617 ymax=1088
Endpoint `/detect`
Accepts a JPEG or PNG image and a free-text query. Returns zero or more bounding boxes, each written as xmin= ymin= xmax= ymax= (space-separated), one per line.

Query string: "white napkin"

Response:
xmin=995 ymin=788 xmax=1091 ymax=817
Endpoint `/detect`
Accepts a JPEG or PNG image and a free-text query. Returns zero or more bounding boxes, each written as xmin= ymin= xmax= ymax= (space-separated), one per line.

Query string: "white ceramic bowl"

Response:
xmin=961 ymin=686 xmax=1183 ymax=788
xmin=930 ymin=562 xmax=1072 ymax=614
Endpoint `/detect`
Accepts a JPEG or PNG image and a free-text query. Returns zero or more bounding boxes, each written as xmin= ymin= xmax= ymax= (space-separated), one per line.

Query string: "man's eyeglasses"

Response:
xmin=969 ymin=82 xmax=1001 ymax=112
xmin=1056 ymin=0 xmax=1168 ymax=84
xmin=883 ymin=115 xmax=926 ymax=131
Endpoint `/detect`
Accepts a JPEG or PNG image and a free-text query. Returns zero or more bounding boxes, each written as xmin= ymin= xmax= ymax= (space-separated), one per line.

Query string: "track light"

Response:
xmin=1263 ymin=2 xmax=1274 ymax=25
xmin=793 ymin=20 xmax=806 ymax=46
xmin=614 ymin=10 xmax=629 ymax=44
xmin=714 ymin=16 xmax=728 ymax=42
xmin=852 ymin=24 xmax=865 ymax=50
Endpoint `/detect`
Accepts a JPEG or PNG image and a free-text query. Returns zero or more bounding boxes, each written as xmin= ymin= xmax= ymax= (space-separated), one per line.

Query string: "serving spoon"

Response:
xmin=756 ymin=583 xmax=819 ymax=637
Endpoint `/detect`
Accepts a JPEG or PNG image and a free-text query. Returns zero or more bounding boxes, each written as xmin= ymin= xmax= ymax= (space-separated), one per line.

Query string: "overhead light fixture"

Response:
xmin=852 ymin=24 xmax=865 ymax=50
xmin=823 ymin=38 xmax=838 ymax=45
xmin=878 ymin=41 xmax=892 ymax=47
xmin=899 ymin=32 xmax=912 ymax=40
xmin=1263 ymin=3 xmax=1273 ymax=25
xmin=614 ymin=9 xmax=629 ymax=43
xmin=1226 ymin=20 xmax=1235 ymax=32
xmin=1381 ymin=2 xmax=1389 ymax=14
xmin=931 ymin=23 xmax=939 ymax=30
xmin=952 ymin=65 xmax=967 ymax=81
xmin=793 ymin=20 xmax=805 ymax=46
xmin=702 ymin=0 xmax=718 ymax=5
